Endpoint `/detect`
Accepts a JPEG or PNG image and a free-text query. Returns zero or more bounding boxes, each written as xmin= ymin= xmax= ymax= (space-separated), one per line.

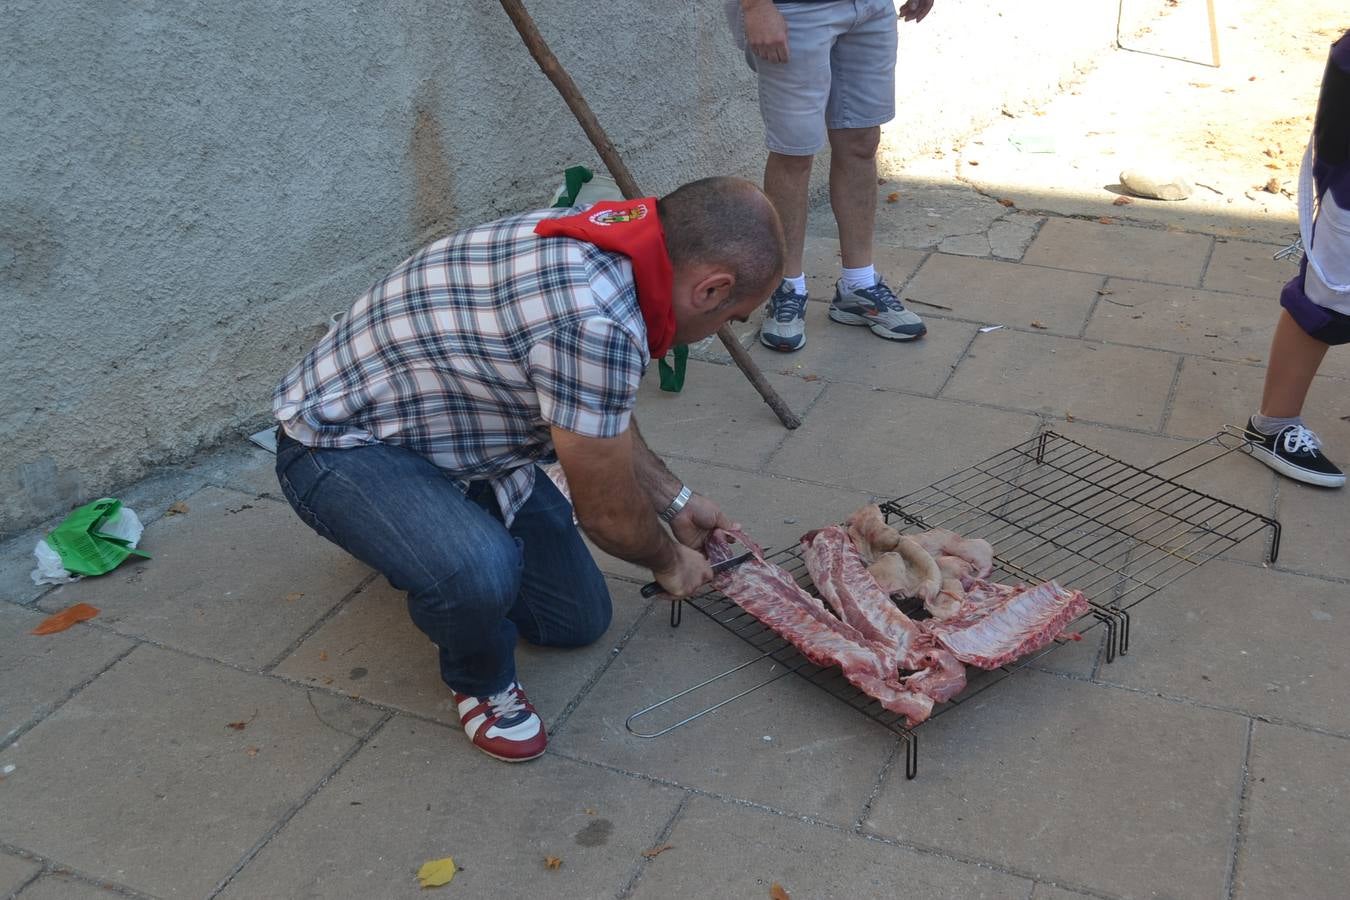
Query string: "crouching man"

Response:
xmin=271 ymin=177 xmax=785 ymax=761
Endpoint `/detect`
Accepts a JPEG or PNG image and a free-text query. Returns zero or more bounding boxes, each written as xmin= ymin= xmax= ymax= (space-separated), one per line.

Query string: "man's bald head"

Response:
xmin=658 ymin=177 xmax=785 ymax=304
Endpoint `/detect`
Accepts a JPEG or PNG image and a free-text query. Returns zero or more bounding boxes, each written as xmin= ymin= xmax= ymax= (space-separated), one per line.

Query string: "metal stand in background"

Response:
xmin=627 ymin=429 xmax=1280 ymax=779
xmin=1117 ymin=0 xmax=1221 ymax=68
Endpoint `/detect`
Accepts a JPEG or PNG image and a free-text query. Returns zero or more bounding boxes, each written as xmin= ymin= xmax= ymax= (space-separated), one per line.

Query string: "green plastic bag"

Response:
xmin=45 ymin=498 xmax=151 ymax=577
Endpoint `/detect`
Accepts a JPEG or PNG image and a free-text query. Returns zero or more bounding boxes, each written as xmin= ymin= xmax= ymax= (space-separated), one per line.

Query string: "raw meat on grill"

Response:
xmin=909 ymin=527 xmax=995 ymax=579
xmin=864 ymin=537 xmax=941 ymax=604
xmin=844 ymin=505 xmax=901 ymax=560
xmin=706 ymin=529 xmax=935 ymax=725
xmin=924 ymin=580 xmax=1090 ymax=669
xmin=800 ymin=528 xmax=966 ymax=703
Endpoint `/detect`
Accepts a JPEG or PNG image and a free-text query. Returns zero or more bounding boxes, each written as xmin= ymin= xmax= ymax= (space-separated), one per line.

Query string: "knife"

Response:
xmin=639 ymin=549 xmax=759 ymax=599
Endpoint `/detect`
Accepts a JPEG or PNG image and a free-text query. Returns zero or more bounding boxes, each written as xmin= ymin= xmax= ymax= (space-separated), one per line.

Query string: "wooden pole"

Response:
xmin=496 ymin=0 xmax=802 ymax=430
xmin=1205 ymin=0 xmax=1221 ymax=68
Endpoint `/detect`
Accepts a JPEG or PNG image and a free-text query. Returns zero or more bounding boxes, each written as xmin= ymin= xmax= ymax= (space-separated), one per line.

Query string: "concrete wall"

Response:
xmin=0 ymin=0 xmax=1164 ymax=536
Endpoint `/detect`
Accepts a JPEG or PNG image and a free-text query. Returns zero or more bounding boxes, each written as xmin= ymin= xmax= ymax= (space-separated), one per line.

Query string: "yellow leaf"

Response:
xmin=544 ymin=856 xmax=563 ymax=870
xmin=283 ymin=591 xmax=304 ymax=603
xmin=771 ymin=883 xmax=791 ymax=900
xmin=166 ymin=501 xmax=190 ymax=516
xmin=417 ymin=857 xmax=457 ymax=888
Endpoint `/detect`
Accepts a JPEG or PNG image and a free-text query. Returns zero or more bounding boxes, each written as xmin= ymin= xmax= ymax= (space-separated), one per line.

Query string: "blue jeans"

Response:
xmin=275 ymin=430 xmax=612 ymax=697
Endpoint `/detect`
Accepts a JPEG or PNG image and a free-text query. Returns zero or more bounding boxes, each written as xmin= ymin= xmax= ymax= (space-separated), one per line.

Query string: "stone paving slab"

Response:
xmin=1103 ymin=560 xmax=1350 ymax=734
xmin=550 ymin=605 xmax=897 ymax=822
xmin=1203 ymin=239 xmax=1297 ymax=297
xmin=0 ymin=644 xmax=374 ymax=899
xmin=0 ymin=603 xmax=135 ymax=744
xmin=1023 ymin=218 xmax=1213 ymax=287
xmin=904 ymin=252 xmax=1105 ymax=336
xmin=1234 ymin=721 xmax=1350 ymax=899
xmin=1085 ymin=278 xmax=1272 ymax=364
xmin=634 ymin=361 xmax=825 ymax=470
xmin=1031 ymin=885 xmax=1097 ymax=900
xmin=942 ymin=329 xmax=1179 ymax=429
xmin=37 ymin=486 xmax=370 ymax=670
xmin=766 ymin=383 xmax=1041 ymax=497
xmin=0 ymin=853 xmax=40 ymax=897
xmin=218 ymin=716 xmax=683 ymax=900
xmin=749 ymin=300 xmax=978 ymax=397
xmin=865 ymin=671 xmax=1248 ymax=899
xmin=629 ymin=795 xmax=1032 ymax=899
xmin=272 ymin=575 xmax=654 ymax=732
xmin=1164 ymin=357 xmax=1350 ymax=443
xmin=1273 ymin=481 xmax=1350 ymax=583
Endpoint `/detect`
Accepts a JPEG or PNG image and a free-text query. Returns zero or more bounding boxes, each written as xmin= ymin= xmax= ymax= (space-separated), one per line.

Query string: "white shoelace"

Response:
xmin=487 ymin=684 xmax=527 ymax=719
xmin=1282 ymin=425 xmax=1323 ymax=455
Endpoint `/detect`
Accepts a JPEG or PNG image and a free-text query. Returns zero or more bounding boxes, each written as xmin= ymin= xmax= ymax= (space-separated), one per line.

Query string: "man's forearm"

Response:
xmin=630 ymin=418 xmax=684 ymax=513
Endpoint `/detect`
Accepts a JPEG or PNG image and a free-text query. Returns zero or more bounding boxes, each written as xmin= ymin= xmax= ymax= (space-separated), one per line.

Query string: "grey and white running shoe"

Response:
xmin=829 ymin=278 xmax=926 ymax=341
xmin=759 ymin=281 xmax=808 ymax=352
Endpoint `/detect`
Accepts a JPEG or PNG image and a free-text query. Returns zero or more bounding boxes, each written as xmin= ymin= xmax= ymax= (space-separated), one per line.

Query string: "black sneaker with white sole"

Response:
xmin=1243 ymin=418 xmax=1345 ymax=488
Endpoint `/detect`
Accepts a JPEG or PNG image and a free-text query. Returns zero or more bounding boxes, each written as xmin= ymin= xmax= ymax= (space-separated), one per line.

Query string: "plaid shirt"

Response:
xmin=273 ymin=207 xmax=649 ymax=526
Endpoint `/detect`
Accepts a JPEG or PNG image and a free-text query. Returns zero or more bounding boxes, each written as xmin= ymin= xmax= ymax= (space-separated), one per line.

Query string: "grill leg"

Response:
xmin=905 ymin=733 xmax=919 ymax=780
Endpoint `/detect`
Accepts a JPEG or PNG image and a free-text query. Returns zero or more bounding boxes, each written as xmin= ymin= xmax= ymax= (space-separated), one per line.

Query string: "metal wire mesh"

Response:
xmin=675 ymin=430 xmax=1279 ymax=739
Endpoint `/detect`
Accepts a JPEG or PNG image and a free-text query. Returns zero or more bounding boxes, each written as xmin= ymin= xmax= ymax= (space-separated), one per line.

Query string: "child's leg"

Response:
xmin=1258 ymin=309 xmax=1331 ymax=418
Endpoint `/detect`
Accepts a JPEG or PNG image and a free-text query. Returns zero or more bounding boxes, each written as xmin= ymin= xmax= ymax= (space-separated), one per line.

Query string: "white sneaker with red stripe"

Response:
xmin=453 ymin=682 xmax=547 ymax=762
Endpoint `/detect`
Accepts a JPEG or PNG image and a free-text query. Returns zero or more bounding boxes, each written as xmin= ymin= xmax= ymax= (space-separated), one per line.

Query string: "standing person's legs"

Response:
xmin=827 ymin=125 xmax=881 ymax=271
xmin=1258 ymin=309 xmax=1330 ymax=419
xmin=824 ymin=0 xmax=897 ymax=276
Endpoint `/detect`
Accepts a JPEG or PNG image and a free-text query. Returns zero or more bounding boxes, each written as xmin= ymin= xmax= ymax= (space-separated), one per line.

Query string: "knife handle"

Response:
xmin=640 ymin=580 xmax=665 ymax=599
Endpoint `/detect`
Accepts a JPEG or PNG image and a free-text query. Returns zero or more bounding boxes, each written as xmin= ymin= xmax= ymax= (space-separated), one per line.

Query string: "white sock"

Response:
xmin=840 ymin=265 xmax=877 ymax=292
xmin=783 ymin=273 xmax=807 ymax=295
xmin=1251 ymin=413 xmax=1303 ymax=436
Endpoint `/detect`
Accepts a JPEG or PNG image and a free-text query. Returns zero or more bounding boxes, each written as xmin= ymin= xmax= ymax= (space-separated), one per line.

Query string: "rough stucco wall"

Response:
xmin=0 ymin=0 xmax=1163 ymax=536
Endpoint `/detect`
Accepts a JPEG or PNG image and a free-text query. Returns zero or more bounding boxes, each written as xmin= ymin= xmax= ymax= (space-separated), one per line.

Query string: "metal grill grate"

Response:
xmin=627 ymin=430 xmax=1281 ymax=778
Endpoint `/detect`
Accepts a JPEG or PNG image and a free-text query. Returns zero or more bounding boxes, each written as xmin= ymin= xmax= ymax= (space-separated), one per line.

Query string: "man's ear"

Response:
xmin=691 ymin=271 xmax=736 ymax=313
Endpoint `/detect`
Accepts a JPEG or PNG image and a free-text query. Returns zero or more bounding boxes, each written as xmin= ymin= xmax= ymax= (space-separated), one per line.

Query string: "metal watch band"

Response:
xmin=658 ymin=485 xmax=692 ymax=523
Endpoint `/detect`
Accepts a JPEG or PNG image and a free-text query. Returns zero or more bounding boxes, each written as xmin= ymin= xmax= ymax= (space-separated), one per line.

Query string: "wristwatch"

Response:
xmin=658 ymin=485 xmax=692 ymax=524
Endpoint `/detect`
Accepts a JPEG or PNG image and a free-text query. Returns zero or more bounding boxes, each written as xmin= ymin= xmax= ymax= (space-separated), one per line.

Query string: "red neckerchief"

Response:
xmin=534 ymin=198 xmax=675 ymax=359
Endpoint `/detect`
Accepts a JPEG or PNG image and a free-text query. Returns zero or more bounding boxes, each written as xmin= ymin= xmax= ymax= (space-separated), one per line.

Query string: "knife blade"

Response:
xmin=639 ymin=549 xmax=759 ymax=599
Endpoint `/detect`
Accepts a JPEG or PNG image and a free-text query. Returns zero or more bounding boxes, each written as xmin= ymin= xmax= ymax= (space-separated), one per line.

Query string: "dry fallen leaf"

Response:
xmin=584 ymin=807 xmax=597 ymax=816
xmin=1112 ymin=196 xmax=1133 ymax=206
xmin=283 ymin=592 xmax=304 ymax=603
xmin=544 ymin=856 xmax=563 ymax=870
xmin=771 ymin=883 xmax=791 ymax=900
xmin=166 ymin=501 xmax=190 ymax=516
xmin=245 ymin=746 xmax=259 ymax=758
xmin=885 ymin=192 xmax=900 ymax=203
xmin=226 ymin=710 xmax=256 ymax=731
xmin=321 ymin=676 xmax=335 ymax=685
xmin=32 ymin=603 xmax=100 ymax=635
xmin=1097 ymin=288 xmax=1113 ymax=296
xmin=1029 ymin=321 xmax=1048 ymax=329
xmin=1097 ymin=217 xmax=1113 ymax=225
xmin=417 ymin=857 xmax=457 ymax=888
xmin=1065 ymin=413 xmax=1076 ymax=422
xmin=1263 ymin=178 xmax=1281 ymax=193
xmin=319 ymin=650 xmax=329 ymax=662
xmin=641 ymin=843 xmax=674 ymax=859
xmin=802 ymin=374 xmax=820 ymax=382
xmin=997 ymin=198 xmax=1015 ymax=207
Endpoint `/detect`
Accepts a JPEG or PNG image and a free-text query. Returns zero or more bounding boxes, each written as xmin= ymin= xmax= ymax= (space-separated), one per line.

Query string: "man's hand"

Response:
xmin=652 ymin=543 xmax=715 ymax=599
xmin=898 ymin=0 xmax=934 ymax=22
xmin=670 ymin=493 xmax=739 ymax=551
xmin=743 ymin=0 xmax=789 ymax=63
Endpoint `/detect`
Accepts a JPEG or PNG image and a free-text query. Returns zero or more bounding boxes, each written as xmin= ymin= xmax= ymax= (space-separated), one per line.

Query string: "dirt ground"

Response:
xmin=905 ymin=0 xmax=1347 ymax=243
